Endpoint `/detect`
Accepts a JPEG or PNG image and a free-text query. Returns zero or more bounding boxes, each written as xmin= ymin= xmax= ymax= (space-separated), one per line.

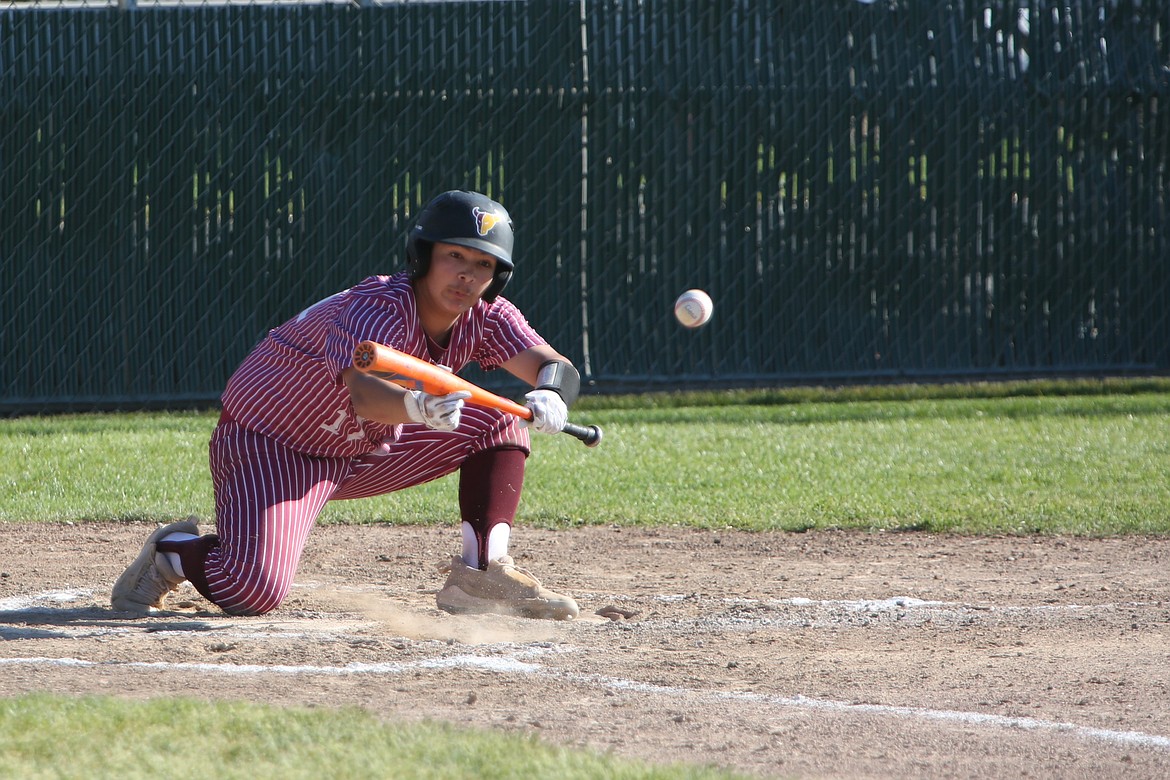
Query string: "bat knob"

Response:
xmin=562 ymin=421 xmax=603 ymax=447
xmin=582 ymin=424 xmax=603 ymax=447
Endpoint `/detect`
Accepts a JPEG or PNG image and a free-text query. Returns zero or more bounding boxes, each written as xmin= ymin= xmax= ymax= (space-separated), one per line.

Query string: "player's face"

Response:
xmin=417 ymin=242 xmax=498 ymax=317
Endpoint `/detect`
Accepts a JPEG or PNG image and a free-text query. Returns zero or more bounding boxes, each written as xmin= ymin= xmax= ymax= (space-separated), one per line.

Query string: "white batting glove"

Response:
xmin=522 ymin=389 xmax=568 ymax=434
xmin=404 ymin=390 xmax=472 ymax=431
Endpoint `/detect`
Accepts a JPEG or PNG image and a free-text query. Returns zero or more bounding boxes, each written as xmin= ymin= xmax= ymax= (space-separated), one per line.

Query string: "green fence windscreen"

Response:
xmin=2 ymin=1 xmax=1168 ymax=413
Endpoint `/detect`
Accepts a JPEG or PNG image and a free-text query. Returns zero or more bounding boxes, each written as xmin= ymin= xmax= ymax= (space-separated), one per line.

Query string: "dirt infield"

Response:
xmin=1 ymin=522 xmax=1168 ymax=779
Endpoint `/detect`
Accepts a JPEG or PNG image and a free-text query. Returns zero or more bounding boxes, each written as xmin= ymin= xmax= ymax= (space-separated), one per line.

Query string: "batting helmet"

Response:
xmin=406 ymin=190 xmax=515 ymax=302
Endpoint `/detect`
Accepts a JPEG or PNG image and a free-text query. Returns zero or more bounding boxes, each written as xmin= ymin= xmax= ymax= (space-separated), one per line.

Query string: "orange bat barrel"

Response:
xmin=352 ymin=340 xmax=532 ymax=419
xmin=351 ymin=340 xmax=603 ymax=447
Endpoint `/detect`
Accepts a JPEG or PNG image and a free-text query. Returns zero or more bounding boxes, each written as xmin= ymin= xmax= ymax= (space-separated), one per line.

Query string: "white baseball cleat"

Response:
xmin=436 ymin=555 xmax=579 ymax=621
xmin=110 ymin=520 xmax=199 ymax=614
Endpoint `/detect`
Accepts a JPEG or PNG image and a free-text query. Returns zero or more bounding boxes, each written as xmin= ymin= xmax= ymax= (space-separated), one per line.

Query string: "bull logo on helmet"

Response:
xmin=472 ymin=207 xmax=504 ymax=237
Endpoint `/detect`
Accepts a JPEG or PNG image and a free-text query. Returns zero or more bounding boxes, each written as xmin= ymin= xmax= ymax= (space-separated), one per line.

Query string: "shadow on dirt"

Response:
xmin=0 ymin=605 xmax=223 ymax=640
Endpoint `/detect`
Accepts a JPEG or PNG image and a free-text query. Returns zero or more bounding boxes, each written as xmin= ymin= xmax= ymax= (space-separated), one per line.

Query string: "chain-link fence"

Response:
xmin=3 ymin=1 xmax=1168 ymax=413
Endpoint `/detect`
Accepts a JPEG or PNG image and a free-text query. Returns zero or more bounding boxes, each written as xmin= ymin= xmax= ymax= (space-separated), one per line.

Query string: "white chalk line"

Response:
xmin=1 ymin=651 xmax=1168 ymax=753
xmin=0 ymin=588 xmax=387 ymax=642
xmin=0 ymin=587 xmax=1148 ymax=642
xmin=0 ymin=653 xmax=543 ymax=677
xmin=0 ymin=589 xmax=93 ymax=612
xmin=1 ymin=588 xmax=1147 ymax=617
xmin=653 ymin=594 xmax=1148 ymax=613
xmin=4 ymin=587 xmax=1169 ymax=753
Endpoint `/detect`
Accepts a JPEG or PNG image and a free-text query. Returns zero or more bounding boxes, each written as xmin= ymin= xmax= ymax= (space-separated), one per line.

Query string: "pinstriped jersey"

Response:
xmin=220 ymin=272 xmax=545 ymax=457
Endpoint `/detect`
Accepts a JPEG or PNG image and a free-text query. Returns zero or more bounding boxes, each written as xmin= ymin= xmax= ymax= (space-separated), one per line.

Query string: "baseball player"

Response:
xmin=111 ymin=190 xmax=580 ymax=620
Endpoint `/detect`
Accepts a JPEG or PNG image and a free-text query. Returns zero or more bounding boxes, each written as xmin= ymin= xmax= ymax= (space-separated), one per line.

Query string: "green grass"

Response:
xmin=3 ymin=380 xmax=1169 ymax=535
xmin=2 ymin=380 xmax=1168 ymax=777
xmin=0 ymin=694 xmax=746 ymax=780
xmin=544 ymin=390 xmax=1170 ymax=535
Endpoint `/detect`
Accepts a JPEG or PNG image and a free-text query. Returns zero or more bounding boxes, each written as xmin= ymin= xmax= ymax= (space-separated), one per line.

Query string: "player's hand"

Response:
xmin=404 ymin=390 xmax=472 ymax=431
xmin=522 ymin=389 xmax=567 ymax=434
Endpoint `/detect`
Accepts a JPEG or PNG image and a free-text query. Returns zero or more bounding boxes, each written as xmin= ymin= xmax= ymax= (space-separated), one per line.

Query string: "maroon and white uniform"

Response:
xmin=204 ymin=272 xmax=543 ymax=615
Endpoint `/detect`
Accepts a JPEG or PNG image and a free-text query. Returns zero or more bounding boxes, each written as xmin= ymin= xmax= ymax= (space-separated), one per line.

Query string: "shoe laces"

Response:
xmin=436 ymin=555 xmax=544 ymax=589
xmin=492 ymin=556 xmax=545 ymax=587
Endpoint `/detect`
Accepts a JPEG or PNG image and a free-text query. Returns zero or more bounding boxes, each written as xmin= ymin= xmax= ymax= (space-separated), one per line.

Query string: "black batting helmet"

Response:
xmin=406 ymin=190 xmax=515 ymax=302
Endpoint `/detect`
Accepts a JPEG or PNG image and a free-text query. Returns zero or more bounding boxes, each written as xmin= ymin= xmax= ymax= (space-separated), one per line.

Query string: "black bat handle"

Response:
xmin=561 ymin=421 xmax=603 ymax=447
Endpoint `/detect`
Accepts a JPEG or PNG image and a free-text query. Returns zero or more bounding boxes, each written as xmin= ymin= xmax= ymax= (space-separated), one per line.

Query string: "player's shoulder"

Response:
xmin=349 ymin=272 xmax=410 ymax=295
xmin=475 ymin=295 xmax=540 ymax=346
xmin=479 ymin=294 xmax=526 ymax=324
xmin=479 ymin=292 xmax=519 ymax=314
xmin=333 ymin=273 xmax=413 ymax=330
xmin=344 ymin=273 xmax=414 ymax=308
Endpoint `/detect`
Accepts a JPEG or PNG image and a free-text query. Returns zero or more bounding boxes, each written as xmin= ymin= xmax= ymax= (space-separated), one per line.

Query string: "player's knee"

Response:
xmin=214 ymin=565 xmax=294 ymax=616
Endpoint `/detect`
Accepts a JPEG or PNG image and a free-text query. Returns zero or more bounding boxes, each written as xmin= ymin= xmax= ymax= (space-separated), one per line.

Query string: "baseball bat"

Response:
xmin=352 ymin=340 xmax=603 ymax=447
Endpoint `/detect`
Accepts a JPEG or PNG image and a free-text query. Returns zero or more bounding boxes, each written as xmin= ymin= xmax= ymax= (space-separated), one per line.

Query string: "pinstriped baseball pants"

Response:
xmin=205 ymin=406 xmax=529 ymax=615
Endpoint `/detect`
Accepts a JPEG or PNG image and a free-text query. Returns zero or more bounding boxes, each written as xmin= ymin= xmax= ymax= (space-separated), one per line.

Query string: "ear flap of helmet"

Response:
xmin=482 ymin=267 xmax=511 ymax=303
xmin=406 ymin=236 xmax=432 ymax=280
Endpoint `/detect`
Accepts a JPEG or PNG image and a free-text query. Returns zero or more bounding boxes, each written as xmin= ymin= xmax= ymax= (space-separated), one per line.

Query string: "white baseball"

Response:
xmin=674 ymin=289 xmax=713 ymax=328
